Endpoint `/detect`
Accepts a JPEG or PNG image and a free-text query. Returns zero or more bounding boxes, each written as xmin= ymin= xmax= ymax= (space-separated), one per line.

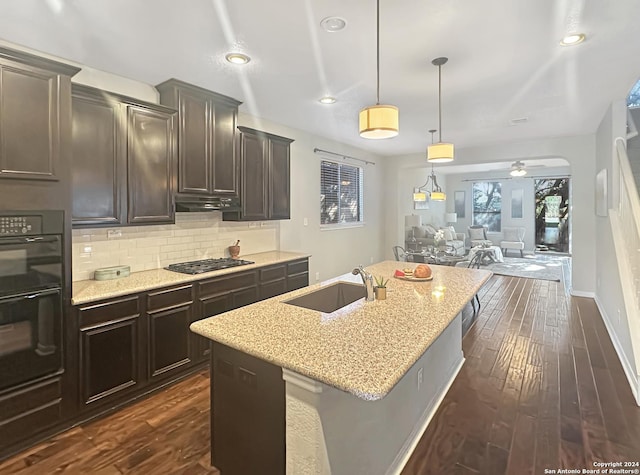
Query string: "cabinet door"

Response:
xmin=147 ymin=285 xmax=193 ymax=379
xmin=71 ymin=93 xmax=124 ymax=226
xmin=194 ymin=292 xmax=233 ymax=362
xmin=177 ymin=89 xmax=212 ymax=194
xmin=78 ymin=296 xmax=142 ymax=408
xmin=212 ymin=101 xmax=238 ymax=195
xmin=0 ymin=63 xmax=60 ymax=180
xmin=148 ymin=304 xmax=192 ymax=380
xmin=127 ymin=106 xmax=176 ymax=224
xmin=240 ymin=131 xmax=268 ymax=220
xmin=268 ymin=138 xmax=291 ymax=219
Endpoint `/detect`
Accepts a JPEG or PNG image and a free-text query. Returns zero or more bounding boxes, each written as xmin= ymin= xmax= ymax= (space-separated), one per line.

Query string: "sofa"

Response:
xmin=405 ymin=224 xmax=466 ymax=256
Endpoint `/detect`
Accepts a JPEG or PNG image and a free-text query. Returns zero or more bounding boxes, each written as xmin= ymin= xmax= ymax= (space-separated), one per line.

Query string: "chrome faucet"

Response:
xmin=352 ymin=265 xmax=375 ymax=301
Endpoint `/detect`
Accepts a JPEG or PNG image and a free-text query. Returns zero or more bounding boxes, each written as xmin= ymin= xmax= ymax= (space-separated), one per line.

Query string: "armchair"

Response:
xmin=467 ymin=225 xmax=492 ymax=247
xmin=500 ymin=227 xmax=525 ymax=257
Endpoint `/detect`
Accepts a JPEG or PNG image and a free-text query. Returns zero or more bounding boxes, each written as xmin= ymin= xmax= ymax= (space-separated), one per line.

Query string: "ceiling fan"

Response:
xmin=508 ymin=160 xmax=545 ymax=176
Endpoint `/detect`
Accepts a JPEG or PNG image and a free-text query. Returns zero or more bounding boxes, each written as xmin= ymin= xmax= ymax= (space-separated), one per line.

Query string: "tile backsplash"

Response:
xmin=72 ymin=213 xmax=278 ymax=281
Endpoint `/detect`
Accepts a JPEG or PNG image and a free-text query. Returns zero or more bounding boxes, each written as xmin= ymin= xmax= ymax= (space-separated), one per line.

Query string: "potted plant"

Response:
xmin=374 ymin=276 xmax=388 ymax=300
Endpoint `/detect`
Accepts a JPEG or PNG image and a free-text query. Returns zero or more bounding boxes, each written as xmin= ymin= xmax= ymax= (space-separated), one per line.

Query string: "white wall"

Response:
xmin=444 ymin=166 xmax=571 ymax=252
xmin=594 ymin=100 xmax=638 ymax=382
xmin=383 ymin=135 xmax=597 ymax=294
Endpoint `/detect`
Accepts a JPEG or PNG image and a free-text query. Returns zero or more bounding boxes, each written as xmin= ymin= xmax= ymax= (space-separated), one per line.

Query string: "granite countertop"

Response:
xmin=190 ymin=260 xmax=492 ymax=401
xmin=72 ymin=251 xmax=310 ymax=305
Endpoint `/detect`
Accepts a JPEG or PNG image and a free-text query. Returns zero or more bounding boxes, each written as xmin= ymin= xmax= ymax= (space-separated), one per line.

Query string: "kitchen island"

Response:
xmin=190 ymin=260 xmax=492 ymax=475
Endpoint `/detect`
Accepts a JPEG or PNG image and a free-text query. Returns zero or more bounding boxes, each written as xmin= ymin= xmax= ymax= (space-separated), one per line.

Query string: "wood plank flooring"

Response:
xmin=1 ymin=272 xmax=639 ymax=474
xmin=0 ymin=372 xmax=217 ymax=475
xmin=402 ymin=274 xmax=640 ymax=474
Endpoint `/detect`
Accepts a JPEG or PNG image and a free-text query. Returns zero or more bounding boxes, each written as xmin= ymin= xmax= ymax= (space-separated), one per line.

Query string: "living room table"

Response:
xmin=407 ymin=249 xmax=466 ymax=266
xmin=467 ymin=245 xmax=504 ymax=265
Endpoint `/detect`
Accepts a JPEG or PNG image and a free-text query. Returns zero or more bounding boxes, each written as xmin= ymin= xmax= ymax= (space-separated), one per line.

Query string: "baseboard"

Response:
xmin=594 ymin=295 xmax=640 ymax=406
xmin=570 ymin=289 xmax=595 ymax=298
xmin=387 ymin=356 xmax=465 ymax=475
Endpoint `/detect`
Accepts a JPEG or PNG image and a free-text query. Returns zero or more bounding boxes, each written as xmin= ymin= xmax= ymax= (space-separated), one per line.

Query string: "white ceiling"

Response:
xmin=1 ymin=0 xmax=640 ymax=157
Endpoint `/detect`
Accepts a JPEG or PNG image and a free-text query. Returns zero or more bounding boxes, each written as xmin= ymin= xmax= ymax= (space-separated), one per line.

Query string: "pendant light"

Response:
xmin=427 ymin=57 xmax=454 ymax=162
xmin=414 ymin=130 xmax=446 ymax=201
xmin=359 ymin=0 xmax=399 ymax=139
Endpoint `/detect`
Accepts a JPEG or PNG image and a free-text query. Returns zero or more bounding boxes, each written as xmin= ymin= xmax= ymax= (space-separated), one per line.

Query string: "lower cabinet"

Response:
xmin=77 ymin=296 xmax=143 ymax=408
xmin=147 ymin=285 xmax=194 ymax=380
xmin=194 ymin=270 xmax=259 ymax=363
xmin=69 ymin=259 xmax=307 ymax=429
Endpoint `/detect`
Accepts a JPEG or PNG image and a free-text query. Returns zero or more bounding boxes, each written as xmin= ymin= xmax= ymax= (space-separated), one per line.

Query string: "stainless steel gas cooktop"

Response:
xmin=165 ymin=258 xmax=255 ymax=275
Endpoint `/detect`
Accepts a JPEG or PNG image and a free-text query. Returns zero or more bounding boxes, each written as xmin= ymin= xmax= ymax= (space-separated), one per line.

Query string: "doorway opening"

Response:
xmin=534 ymin=178 xmax=570 ymax=254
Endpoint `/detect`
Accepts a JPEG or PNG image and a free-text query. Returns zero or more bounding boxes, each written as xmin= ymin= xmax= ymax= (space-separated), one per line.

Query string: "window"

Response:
xmin=320 ymin=160 xmax=364 ymax=225
xmin=472 ymin=182 xmax=502 ymax=232
xmin=628 ymin=78 xmax=640 ymax=108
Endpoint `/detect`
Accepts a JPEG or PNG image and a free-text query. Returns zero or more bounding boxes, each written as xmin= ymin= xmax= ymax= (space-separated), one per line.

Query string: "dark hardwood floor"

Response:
xmin=1 ymin=273 xmax=638 ymax=474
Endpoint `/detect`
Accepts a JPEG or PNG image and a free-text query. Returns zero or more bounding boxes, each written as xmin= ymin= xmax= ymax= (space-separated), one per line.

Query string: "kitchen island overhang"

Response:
xmin=191 ymin=260 xmax=492 ymax=474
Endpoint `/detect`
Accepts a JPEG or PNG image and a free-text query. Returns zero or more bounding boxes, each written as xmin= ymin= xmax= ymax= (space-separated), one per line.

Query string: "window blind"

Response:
xmin=320 ymin=160 xmax=364 ymax=225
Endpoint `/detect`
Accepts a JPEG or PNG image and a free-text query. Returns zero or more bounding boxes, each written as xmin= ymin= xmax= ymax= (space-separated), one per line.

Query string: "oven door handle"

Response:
xmin=0 ymin=288 xmax=60 ymax=304
xmin=0 ymin=236 xmax=59 ymax=245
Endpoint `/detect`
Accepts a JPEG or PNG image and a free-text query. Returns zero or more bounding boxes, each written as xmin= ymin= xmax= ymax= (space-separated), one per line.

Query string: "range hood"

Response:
xmin=175 ymin=196 xmax=240 ymax=212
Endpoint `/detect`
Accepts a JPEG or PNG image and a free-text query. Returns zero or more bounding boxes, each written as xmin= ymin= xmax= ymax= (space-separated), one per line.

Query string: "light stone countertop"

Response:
xmin=71 ymin=251 xmax=310 ymax=305
xmin=190 ymin=260 xmax=492 ymax=401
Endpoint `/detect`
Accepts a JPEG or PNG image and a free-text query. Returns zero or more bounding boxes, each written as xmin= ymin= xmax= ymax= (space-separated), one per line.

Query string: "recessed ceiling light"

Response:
xmin=560 ymin=33 xmax=586 ymax=46
xmin=225 ymin=52 xmax=251 ymax=64
xmin=319 ymin=96 xmax=337 ymax=104
xmin=320 ymin=16 xmax=347 ymax=32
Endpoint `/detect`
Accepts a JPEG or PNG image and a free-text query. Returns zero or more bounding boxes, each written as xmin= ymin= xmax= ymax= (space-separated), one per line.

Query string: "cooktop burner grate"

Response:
xmin=165 ymin=258 xmax=255 ymax=275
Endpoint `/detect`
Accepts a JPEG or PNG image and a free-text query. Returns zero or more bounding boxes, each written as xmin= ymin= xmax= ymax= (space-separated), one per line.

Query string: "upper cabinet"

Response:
xmin=71 ymin=85 xmax=177 ymax=227
xmin=0 ymin=47 xmax=80 ymax=181
xmin=156 ymin=79 xmax=241 ymax=198
xmin=223 ymin=126 xmax=293 ymax=221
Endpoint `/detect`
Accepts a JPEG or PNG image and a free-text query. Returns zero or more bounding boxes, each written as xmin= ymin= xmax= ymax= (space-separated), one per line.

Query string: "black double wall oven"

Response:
xmin=0 ymin=211 xmax=64 ymax=391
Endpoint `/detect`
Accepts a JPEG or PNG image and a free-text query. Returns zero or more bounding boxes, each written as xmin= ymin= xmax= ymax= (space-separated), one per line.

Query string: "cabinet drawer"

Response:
xmin=260 ymin=279 xmax=287 ymax=301
xmin=0 ymin=377 xmax=63 ymax=448
xmin=78 ymin=296 xmax=140 ymax=327
xmin=287 ymin=259 xmax=308 ymax=276
xmin=287 ymin=273 xmax=309 ymax=292
xmin=0 ymin=377 xmax=61 ymax=423
xmin=260 ymin=264 xmax=286 ymax=282
xmin=198 ymin=271 xmax=257 ymax=297
xmin=147 ymin=285 xmax=193 ymax=311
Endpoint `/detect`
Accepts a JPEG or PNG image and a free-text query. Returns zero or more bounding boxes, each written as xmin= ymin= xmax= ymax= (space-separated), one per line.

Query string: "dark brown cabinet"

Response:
xmin=286 ymin=259 xmax=310 ymax=292
xmin=193 ymin=271 xmax=259 ymax=362
xmin=224 ymin=126 xmax=293 ymax=221
xmin=77 ymin=296 xmax=143 ymax=409
xmin=0 ymin=48 xmax=79 ymax=181
xmin=147 ymin=285 xmax=194 ymax=380
xmin=156 ymin=79 xmax=241 ymax=198
xmin=71 ymin=85 xmax=177 ymax=227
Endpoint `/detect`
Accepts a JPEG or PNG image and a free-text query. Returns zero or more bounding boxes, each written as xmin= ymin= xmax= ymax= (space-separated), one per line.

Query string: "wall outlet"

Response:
xmin=618 ymin=308 xmax=621 ymax=325
xmin=107 ymin=229 xmax=122 ymax=239
xmin=417 ymin=368 xmax=423 ymax=390
xmin=370 ymin=256 xmax=374 ymax=264
xmin=303 ymin=217 xmax=308 ymax=226
xmin=315 ymin=271 xmax=320 ymax=281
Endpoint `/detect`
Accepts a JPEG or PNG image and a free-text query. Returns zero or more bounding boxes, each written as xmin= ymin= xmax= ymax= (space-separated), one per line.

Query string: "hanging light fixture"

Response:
xmin=413 ymin=165 xmax=446 ymax=201
xmin=427 ymin=57 xmax=454 ymax=162
xmin=414 ymin=130 xmax=446 ymax=201
xmin=359 ymin=0 xmax=399 ymax=139
xmin=510 ymin=160 xmax=527 ymax=176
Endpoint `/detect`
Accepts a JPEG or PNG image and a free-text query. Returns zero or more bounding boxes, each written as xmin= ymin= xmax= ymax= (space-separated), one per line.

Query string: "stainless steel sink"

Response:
xmin=283 ymin=282 xmax=366 ymax=313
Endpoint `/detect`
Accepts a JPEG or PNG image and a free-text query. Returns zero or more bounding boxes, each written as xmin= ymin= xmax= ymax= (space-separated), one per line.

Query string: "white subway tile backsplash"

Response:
xmin=72 ymin=214 xmax=278 ymax=281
